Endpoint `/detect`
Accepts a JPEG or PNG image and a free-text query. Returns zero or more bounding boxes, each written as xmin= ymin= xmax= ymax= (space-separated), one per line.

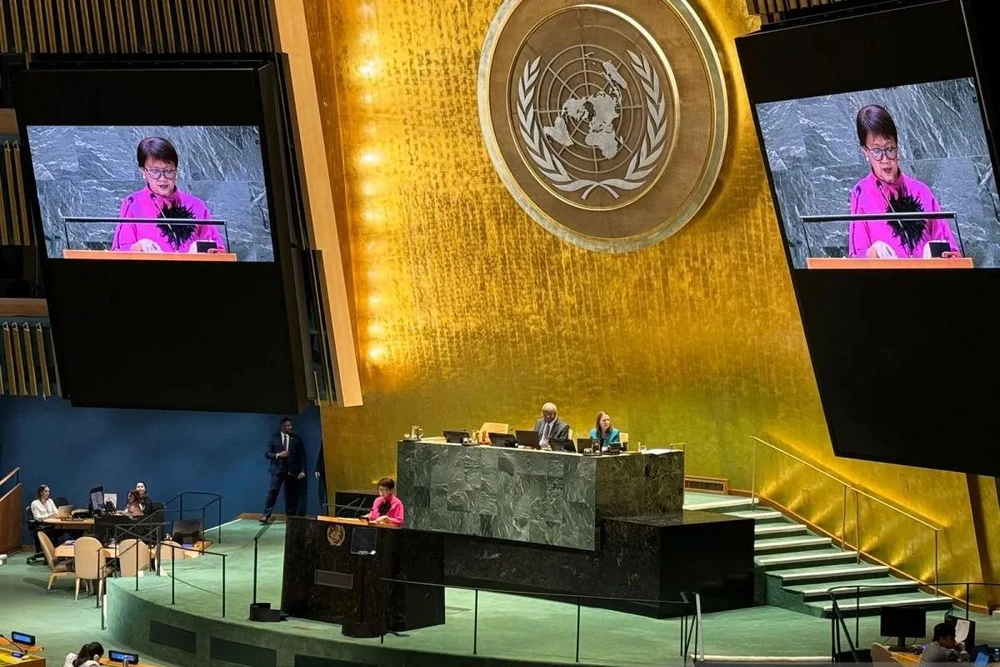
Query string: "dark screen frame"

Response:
xmin=9 ymin=55 xmax=308 ymax=413
xmin=737 ymin=0 xmax=1000 ymax=475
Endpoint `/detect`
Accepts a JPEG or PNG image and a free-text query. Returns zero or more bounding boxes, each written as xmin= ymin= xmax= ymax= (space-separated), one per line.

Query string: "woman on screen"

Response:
xmin=848 ymin=105 xmax=960 ymax=259
xmin=112 ymin=137 xmax=226 ymax=254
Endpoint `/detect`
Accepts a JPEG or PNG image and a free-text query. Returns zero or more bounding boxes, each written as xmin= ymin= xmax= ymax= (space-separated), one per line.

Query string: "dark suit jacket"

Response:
xmin=534 ymin=417 xmax=570 ymax=441
xmin=266 ymin=432 xmax=306 ymax=477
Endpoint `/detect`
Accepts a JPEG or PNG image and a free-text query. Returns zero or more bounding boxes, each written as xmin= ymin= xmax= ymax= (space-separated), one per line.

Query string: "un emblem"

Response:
xmin=479 ymin=1 xmax=728 ymax=252
xmin=326 ymin=525 xmax=345 ymax=547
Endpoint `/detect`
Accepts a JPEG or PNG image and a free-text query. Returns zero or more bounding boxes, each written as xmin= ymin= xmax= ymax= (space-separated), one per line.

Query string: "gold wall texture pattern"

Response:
xmin=300 ymin=0 xmax=994 ymax=597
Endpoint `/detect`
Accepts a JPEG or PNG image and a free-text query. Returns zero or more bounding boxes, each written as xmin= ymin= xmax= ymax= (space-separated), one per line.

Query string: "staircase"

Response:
xmin=683 ymin=492 xmax=953 ymax=618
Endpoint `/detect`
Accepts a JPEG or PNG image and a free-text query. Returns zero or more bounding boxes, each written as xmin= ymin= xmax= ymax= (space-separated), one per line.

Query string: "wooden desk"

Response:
xmin=888 ymin=649 xmax=920 ymax=665
xmin=0 ymin=646 xmax=45 ymax=665
xmin=54 ymin=539 xmax=213 ymax=560
xmin=63 ymin=250 xmax=237 ymax=262
xmin=100 ymin=658 xmax=155 ymax=667
xmin=317 ymin=515 xmax=399 ymax=530
xmin=54 ymin=543 xmax=115 ymax=559
xmin=44 ymin=517 xmax=94 ymax=529
xmin=806 ymin=257 xmax=974 ymax=269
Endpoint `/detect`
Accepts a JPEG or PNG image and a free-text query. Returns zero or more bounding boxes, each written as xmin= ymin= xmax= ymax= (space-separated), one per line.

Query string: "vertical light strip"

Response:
xmin=23 ymin=0 xmax=36 ymax=53
xmin=138 ymin=0 xmax=151 ymax=53
xmin=67 ymin=0 xmax=80 ymax=52
xmin=10 ymin=322 xmax=26 ymax=395
xmin=174 ymin=0 xmax=189 ymax=52
xmin=3 ymin=144 xmax=21 ymax=246
xmin=1 ymin=323 xmax=13 ymax=394
xmin=11 ymin=0 xmax=24 ymax=52
xmin=35 ymin=324 xmax=51 ymax=398
xmin=13 ymin=143 xmax=31 ymax=246
xmin=22 ymin=323 xmax=37 ymax=396
xmin=0 ymin=144 xmax=9 ymax=246
xmin=44 ymin=0 xmax=56 ymax=52
xmin=163 ymin=0 xmax=176 ymax=53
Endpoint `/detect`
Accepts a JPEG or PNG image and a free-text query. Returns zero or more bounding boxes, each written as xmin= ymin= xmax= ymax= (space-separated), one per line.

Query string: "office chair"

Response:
xmin=24 ymin=506 xmax=45 ymax=565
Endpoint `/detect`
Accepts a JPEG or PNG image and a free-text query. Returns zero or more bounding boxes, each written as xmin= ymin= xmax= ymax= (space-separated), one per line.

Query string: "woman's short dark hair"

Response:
xmin=73 ymin=642 xmax=104 ymax=666
xmin=856 ymin=105 xmax=898 ymax=147
xmin=377 ymin=477 xmax=395 ymax=491
xmin=137 ymin=137 xmax=178 ymax=168
xmin=36 ymin=484 xmax=49 ymax=500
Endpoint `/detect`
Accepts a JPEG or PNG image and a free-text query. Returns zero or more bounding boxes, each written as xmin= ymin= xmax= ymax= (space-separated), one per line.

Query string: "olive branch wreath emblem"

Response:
xmin=516 ymin=50 xmax=667 ymax=200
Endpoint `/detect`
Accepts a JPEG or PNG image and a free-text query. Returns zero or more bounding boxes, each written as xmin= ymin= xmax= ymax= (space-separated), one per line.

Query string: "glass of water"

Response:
xmin=637 ymin=442 xmax=647 ymax=454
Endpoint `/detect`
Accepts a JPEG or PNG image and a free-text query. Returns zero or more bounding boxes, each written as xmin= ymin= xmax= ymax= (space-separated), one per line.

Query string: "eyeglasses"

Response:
xmin=143 ymin=168 xmax=178 ymax=180
xmin=866 ymin=146 xmax=898 ymax=161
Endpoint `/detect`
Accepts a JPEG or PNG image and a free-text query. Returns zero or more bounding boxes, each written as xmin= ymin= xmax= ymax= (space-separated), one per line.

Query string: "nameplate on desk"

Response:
xmin=315 ymin=570 xmax=354 ymax=589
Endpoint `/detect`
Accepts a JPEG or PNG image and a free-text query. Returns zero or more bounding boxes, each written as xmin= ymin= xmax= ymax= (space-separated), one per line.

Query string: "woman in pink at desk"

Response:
xmin=112 ymin=137 xmax=226 ymax=254
xmin=848 ymin=105 xmax=960 ymax=260
xmin=367 ymin=477 xmax=405 ymax=527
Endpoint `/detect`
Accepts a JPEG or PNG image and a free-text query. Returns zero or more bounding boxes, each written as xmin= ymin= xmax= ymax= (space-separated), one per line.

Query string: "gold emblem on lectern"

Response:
xmin=478 ymin=0 xmax=728 ymax=252
xmin=327 ymin=524 xmax=345 ymax=547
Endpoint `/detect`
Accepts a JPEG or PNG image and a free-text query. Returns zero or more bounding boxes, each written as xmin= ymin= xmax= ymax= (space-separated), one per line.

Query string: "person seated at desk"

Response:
xmin=31 ymin=484 xmax=58 ymax=521
xmin=589 ymin=412 xmax=622 ymax=451
xmin=124 ymin=490 xmax=148 ymax=518
xmin=367 ymin=477 xmax=405 ymax=527
xmin=64 ymin=641 xmax=104 ymax=667
xmin=135 ymin=480 xmax=153 ymax=515
xmin=535 ymin=402 xmax=570 ymax=450
xmin=921 ymin=623 xmax=968 ymax=664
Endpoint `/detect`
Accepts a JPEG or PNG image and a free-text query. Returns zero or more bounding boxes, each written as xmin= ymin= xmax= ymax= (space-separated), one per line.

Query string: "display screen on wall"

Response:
xmin=738 ymin=0 xmax=1000 ymax=476
xmin=756 ymin=78 xmax=1000 ymax=269
xmin=26 ymin=125 xmax=273 ymax=262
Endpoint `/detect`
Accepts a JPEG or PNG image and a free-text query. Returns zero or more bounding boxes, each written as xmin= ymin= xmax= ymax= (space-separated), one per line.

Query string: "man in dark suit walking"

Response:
xmin=260 ymin=417 xmax=307 ymax=524
xmin=534 ymin=402 xmax=570 ymax=449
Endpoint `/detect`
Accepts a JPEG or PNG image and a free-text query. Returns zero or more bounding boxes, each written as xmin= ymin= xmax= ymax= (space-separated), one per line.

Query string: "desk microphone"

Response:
xmin=334 ymin=496 xmax=366 ymax=518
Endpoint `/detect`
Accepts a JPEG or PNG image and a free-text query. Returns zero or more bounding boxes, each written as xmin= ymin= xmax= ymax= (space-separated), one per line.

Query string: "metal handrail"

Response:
xmin=162 ymin=491 xmax=224 ymax=544
xmin=749 ymin=436 xmax=941 ymax=593
xmin=827 ymin=581 xmax=1000 ymax=662
xmin=0 ymin=467 xmax=20 ymax=489
xmin=379 ymin=577 xmax=699 ymax=665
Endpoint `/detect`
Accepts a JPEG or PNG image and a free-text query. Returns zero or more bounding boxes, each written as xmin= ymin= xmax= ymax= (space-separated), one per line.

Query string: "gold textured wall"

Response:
xmin=299 ymin=0 xmax=992 ymax=597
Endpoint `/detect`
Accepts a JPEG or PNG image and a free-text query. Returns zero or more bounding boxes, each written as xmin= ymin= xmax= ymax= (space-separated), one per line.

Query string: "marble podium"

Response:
xmin=397 ymin=441 xmax=685 ymax=550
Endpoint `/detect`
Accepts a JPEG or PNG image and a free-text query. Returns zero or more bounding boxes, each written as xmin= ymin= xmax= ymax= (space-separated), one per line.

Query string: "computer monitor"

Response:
xmin=172 ymin=519 xmax=203 ymax=545
xmin=443 ymin=430 xmax=469 ymax=444
xmin=489 ymin=433 xmax=517 ymax=448
xmin=107 ymin=650 xmax=140 ymax=665
xmin=974 ymin=652 xmax=989 ymax=667
xmin=104 ymin=493 xmax=118 ymax=510
xmin=880 ymin=606 xmax=926 ymax=647
xmin=550 ymin=437 xmax=576 ymax=453
xmin=89 ymin=486 xmax=105 ymax=513
xmin=577 ymin=437 xmax=598 ymax=452
xmin=514 ymin=430 xmax=541 ymax=449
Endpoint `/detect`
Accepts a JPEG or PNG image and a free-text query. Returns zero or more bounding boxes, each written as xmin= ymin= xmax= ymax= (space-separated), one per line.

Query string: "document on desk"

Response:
xmin=645 ymin=449 xmax=678 ymax=455
xmin=955 ymin=619 xmax=971 ymax=643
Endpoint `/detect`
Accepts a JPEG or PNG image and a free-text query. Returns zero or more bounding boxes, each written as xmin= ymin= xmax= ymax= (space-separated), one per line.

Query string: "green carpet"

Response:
xmin=5 ymin=517 xmax=1000 ymax=666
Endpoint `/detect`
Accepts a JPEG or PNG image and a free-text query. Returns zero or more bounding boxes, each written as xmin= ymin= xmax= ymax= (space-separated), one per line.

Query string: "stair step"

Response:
xmin=810 ymin=593 xmax=954 ymax=619
xmin=683 ymin=496 xmax=758 ymax=512
xmin=775 ymin=564 xmax=889 ymax=585
xmin=755 ymin=524 xmax=809 ymax=538
xmin=757 ymin=550 xmax=858 ymax=571
xmin=793 ymin=578 xmax=919 ymax=601
xmin=726 ymin=509 xmax=786 ymax=524
xmin=755 ymin=536 xmax=832 ymax=554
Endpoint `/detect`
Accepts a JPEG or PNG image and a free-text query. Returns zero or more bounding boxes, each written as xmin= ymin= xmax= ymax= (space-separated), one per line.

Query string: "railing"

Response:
xmin=828 ymin=582 xmax=1000 ymax=662
xmin=162 ymin=491 xmax=223 ymax=544
xmin=748 ymin=437 xmax=942 ymax=594
xmin=94 ymin=520 xmax=228 ymax=629
xmin=0 ymin=468 xmax=22 ymax=554
xmin=377 ymin=578 xmax=702 ymax=665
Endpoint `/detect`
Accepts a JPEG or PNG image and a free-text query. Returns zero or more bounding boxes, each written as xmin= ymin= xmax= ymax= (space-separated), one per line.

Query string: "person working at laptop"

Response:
xmin=31 ymin=484 xmax=59 ymax=521
xmin=920 ymin=623 xmax=968 ymax=664
xmin=589 ymin=412 xmax=621 ymax=451
xmin=534 ymin=402 xmax=570 ymax=450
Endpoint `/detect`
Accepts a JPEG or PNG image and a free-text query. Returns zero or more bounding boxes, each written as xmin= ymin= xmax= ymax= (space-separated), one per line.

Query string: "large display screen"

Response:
xmin=738 ymin=0 xmax=1000 ymax=476
xmin=11 ymin=58 xmax=309 ymax=413
xmin=26 ymin=125 xmax=273 ymax=262
xmin=757 ymin=78 xmax=1000 ymax=269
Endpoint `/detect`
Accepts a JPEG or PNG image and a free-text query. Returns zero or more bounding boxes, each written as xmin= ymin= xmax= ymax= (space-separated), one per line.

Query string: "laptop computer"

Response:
xmin=489 ymin=432 xmax=518 ymax=448
xmin=550 ymin=437 xmax=576 ymax=453
xmin=443 ymin=430 xmax=470 ymax=444
xmin=515 ymin=430 xmax=541 ymax=449
xmin=577 ymin=437 xmax=598 ymax=452
xmin=56 ymin=505 xmax=73 ymax=519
